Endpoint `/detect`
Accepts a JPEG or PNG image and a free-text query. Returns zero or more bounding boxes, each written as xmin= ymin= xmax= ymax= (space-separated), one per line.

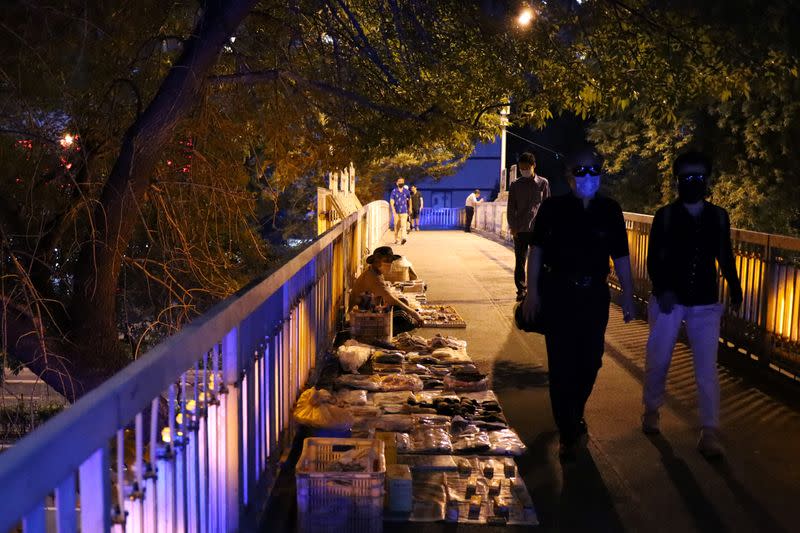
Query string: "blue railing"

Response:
xmin=0 ymin=201 xmax=390 ymax=533
xmin=388 ymin=207 xmax=465 ymax=230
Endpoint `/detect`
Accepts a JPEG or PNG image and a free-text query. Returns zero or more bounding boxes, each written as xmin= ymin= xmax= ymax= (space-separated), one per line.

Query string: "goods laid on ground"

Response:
xmin=295 ymin=330 xmax=537 ymax=530
xmin=417 ymin=304 xmax=467 ymax=329
xmin=297 ymin=255 xmax=531 ymax=530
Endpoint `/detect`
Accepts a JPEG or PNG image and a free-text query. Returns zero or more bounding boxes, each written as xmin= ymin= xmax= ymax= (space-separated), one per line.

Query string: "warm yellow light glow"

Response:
xmin=60 ymin=133 xmax=74 ymax=148
xmin=517 ymin=8 xmax=535 ymax=26
xmin=186 ymin=399 xmax=197 ymax=412
xmin=175 ymin=413 xmax=183 ymax=425
xmin=161 ymin=427 xmax=171 ymax=443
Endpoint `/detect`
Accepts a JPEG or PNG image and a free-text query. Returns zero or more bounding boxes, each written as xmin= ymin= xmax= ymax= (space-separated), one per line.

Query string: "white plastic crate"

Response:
xmin=296 ymin=438 xmax=386 ymax=533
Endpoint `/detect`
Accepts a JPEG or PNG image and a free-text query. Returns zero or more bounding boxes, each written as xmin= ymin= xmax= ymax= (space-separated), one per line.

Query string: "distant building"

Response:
xmin=397 ymin=140 xmax=501 ymax=209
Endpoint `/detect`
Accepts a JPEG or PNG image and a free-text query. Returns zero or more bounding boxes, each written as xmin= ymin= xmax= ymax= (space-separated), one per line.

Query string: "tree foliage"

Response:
xmin=512 ymin=0 xmax=800 ymax=233
xmin=0 ymin=0 xmax=534 ymax=399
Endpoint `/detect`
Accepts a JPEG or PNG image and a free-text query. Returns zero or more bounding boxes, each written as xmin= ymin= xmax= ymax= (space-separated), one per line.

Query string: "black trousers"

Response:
xmin=465 ymin=206 xmax=475 ymax=232
xmin=542 ymin=282 xmax=610 ymax=445
xmin=513 ymin=232 xmax=535 ymax=293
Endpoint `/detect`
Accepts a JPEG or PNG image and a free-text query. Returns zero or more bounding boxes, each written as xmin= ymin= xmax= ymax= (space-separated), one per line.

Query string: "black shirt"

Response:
xmin=410 ymin=192 xmax=422 ymax=212
xmin=647 ymin=201 xmax=742 ymax=306
xmin=531 ymin=193 xmax=629 ymax=279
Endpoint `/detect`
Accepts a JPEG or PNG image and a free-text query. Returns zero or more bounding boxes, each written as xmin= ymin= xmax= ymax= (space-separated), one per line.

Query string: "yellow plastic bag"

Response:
xmin=293 ymin=388 xmax=354 ymax=429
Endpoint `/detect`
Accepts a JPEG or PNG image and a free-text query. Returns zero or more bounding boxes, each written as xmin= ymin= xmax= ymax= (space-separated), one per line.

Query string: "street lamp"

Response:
xmin=517 ymin=7 xmax=535 ymax=27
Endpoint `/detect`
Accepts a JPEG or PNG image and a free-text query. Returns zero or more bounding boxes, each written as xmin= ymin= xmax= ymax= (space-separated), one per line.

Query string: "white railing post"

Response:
xmin=80 ymin=446 xmax=112 ymax=533
xmin=222 ymin=328 xmax=240 ymax=532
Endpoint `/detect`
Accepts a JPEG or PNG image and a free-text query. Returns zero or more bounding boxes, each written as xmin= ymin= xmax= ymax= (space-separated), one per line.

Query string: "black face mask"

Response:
xmin=677 ymin=179 xmax=706 ymax=203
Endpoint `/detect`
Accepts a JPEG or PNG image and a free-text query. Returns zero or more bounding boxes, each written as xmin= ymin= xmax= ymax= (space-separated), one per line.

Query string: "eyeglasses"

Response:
xmin=572 ymin=165 xmax=602 ymax=177
xmin=676 ymin=173 xmax=707 ymax=182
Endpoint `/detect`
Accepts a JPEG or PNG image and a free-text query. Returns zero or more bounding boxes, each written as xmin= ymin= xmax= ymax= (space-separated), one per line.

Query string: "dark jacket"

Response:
xmin=507 ymin=174 xmax=550 ymax=233
xmin=647 ymin=201 xmax=742 ymax=306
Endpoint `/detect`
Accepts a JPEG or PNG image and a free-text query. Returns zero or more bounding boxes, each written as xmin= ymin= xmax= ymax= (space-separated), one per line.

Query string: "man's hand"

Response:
xmin=621 ymin=293 xmax=636 ymax=323
xmin=657 ymin=291 xmax=677 ymax=314
xmin=411 ymin=310 xmax=424 ymax=324
xmin=522 ymin=290 xmax=540 ymax=323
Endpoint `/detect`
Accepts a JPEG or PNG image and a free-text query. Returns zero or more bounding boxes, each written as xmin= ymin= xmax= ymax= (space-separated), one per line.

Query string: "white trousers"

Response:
xmin=643 ymin=295 xmax=724 ymax=428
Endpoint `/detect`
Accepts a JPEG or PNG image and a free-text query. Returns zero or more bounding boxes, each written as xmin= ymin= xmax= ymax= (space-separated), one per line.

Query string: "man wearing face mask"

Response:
xmin=520 ymin=146 xmax=636 ymax=461
xmin=642 ymin=151 xmax=742 ymax=459
xmin=508 ymin=152 xmax=551 ymax=301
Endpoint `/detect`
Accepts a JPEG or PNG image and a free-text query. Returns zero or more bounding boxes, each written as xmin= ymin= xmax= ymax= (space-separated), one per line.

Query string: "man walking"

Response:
xmin=409 ymin=185 xmax=423 ymax=231
xmin=521 ymin=146 xmax=636 ymax=461
xmin=464 ymin=189 xmax=483 ymax=232
xmin=390 ymin=177 xmax=411 ymax=245
xmin=642 ymin=151 xmax=743 ymax=459
xmin=508 ymin=152 xmax=550 ymax=301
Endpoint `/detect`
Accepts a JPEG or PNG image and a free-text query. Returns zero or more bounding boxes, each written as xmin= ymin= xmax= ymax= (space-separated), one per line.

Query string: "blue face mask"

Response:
xmin=574 ymin=175 xmax=600 ymax=198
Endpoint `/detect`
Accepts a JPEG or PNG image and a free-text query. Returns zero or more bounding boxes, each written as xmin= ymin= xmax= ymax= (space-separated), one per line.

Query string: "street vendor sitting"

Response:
xmin=351 ymin=246 xmax=423 ymax=333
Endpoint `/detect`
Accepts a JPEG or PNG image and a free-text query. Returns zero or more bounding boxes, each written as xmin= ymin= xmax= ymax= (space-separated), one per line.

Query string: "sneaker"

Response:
xmin=697 ymin=427 xmax=725 ymax=459
xmin=394 ymin=240 xmax=399 ymax=244
xmin=642 ymin=411 xmax=660 ymax=435
xmin=401 ymin=238 xmax=407 ymax=245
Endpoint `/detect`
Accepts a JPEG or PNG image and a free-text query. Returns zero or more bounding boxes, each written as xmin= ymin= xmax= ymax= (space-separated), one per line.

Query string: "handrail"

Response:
xmin=0 ymin=200 xmax=391 ymax=533
xmin=474 ymin=201 xmax=800 ymax=378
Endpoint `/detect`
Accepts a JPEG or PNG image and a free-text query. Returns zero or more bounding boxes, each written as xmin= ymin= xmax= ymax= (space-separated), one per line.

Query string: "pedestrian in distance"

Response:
xmin=508 ymin=152 xmax=551 ymax=301
xmin=464 ymin=189 xmax=483 ymax=232
xmin=409 ymin=185 xmax=423 ymax=231
xmin=390 ymin=177 xmax=411 ymax=245
xmin=521 ymin=146 xmax=636 ymax=462
xmin=642 ymin=151 xmax=743 ymax=459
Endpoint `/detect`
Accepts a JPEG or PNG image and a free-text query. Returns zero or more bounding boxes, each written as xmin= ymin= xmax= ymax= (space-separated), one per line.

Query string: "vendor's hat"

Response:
xmin=366 ymin=246 xmax=402 ymax=264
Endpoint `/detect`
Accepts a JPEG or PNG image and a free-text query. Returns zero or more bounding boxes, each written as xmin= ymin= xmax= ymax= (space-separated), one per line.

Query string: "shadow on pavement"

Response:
xmin=709 ymin=461 xmax=789 ymax=533
xmin=645 ymin=434 xmax=728 ymax=533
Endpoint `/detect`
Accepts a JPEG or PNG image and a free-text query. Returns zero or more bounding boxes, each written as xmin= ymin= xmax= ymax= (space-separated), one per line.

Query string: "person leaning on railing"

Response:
xmin=520 ymin=145 xmax=636 ymax=462
xmin=641 ymin=150 xmax=743 ymax=459
xmin=464 ymin=189 xmax=483 ymax=232
xmin=350 ymin=246 xmax=423 ymax=333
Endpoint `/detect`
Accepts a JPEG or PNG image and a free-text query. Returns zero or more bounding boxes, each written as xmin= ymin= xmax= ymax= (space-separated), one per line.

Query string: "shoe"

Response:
xmin=394 ymin=240 xmax=399 ymax=244
xmin=642 ymin=411 xmax=660 ymax=435
xmin=697 ymin=427 xmax=725 ymax=459
xmin=401 ymin=238 xmax=407 ymax=245
xmin=558 ymin=441 xmax=578 ymax=463
xmin=516 ymin=290 xmax=526 ymax=302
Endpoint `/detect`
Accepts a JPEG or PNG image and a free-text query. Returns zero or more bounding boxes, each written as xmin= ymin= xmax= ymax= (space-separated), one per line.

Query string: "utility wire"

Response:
xmin=505 ymin=130 xmax=564 ymax=160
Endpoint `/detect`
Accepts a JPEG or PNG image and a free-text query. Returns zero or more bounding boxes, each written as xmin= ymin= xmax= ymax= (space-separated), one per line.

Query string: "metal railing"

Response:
xmin=475 ymin=202 xmax=800 ymax=378
xmin=417 ymin=207 xmax=465 ymax=229
xmin=0 ymin=201 xmax=391 ymax=533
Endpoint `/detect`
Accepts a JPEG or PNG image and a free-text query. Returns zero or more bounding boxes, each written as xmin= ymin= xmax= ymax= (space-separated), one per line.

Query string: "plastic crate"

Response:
xmin=350 ymin=308 xmax=393 ymax=343
xmin=296 ymin=438 xmax=386 ymax=533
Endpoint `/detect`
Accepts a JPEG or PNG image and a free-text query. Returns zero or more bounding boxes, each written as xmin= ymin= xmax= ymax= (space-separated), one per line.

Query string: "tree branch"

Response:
xmin=209 ymin=69 xmax=421 ymax=120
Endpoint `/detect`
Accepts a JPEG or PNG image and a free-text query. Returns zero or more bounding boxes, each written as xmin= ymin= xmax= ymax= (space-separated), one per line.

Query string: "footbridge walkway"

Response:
xmin=1 ymin=201 xmax=799 ymax=533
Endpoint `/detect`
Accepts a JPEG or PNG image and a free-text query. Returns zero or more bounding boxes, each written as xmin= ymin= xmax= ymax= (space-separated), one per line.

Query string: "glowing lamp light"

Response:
xmin=186 ymin=399 xmax=197 ymax=412
xmin=175 ymin=413 xmax=183 ymax=425
xmin=161 ymin=427 xmax=171 ymax=443
xmin=517 ymin=7 xmax=535 ymax=26
xmin=60 ymin=133 xmax=75 ymax=148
